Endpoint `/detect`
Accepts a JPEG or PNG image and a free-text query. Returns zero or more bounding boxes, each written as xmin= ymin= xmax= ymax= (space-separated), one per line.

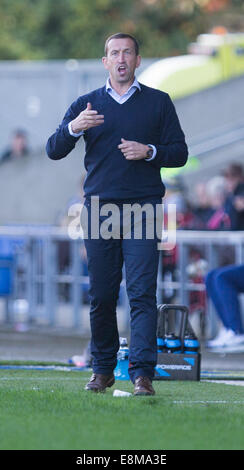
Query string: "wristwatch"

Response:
xmin=145 ymin=145 xmax=153 ymax=160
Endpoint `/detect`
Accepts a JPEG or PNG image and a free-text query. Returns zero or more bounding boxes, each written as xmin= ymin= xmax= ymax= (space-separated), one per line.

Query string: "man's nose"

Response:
xmin=118 ymin=52 xmax=125 ymax=62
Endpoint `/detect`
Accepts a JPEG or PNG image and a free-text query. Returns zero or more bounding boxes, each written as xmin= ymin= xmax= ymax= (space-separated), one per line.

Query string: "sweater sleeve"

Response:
xmin=46 ymin=98 xmax=85 ymax=160
xmin=149 ymin=93 xmax=188 ymax=170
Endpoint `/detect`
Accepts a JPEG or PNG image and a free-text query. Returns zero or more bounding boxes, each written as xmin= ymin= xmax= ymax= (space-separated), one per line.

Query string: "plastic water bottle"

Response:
xmin=184 ymin=333 xmax=200 ymax=354
xmin=164 ymin=333 xmax=181 ymax=353
xmin=157 ymin=336 xmax=165 ymax=353
xmin=117 ymin=337 xmax=129 ymax=360
xmin=114 ymin=337 xmax=130 ymax=380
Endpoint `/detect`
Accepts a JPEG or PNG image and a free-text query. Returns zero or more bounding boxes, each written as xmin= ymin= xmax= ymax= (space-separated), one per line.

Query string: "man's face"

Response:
xmin=102 ymin=38 xmax=141 ymax=86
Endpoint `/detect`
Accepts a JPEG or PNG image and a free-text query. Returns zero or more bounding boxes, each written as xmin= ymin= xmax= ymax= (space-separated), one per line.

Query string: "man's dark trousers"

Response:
xmin=83 ymin=197 xmax=161 ymax=383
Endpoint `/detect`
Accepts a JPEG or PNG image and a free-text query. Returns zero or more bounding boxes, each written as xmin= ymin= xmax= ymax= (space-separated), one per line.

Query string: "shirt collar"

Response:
xmin=106 ymin=77 xmax=141 ymax=94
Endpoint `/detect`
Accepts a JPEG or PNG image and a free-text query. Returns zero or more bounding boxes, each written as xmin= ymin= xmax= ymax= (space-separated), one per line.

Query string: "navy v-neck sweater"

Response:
xmin=46 ymin=84 xmax=188 ymax=200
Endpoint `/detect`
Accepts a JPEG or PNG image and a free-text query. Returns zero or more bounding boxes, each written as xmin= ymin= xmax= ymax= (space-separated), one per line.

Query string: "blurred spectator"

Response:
xmin=190 ymin=182 xmax=214 ymax=229
xmin=163 ymin=177 xmax=193 ymax=228
xmin=161 ymin=177 xmax=190 ymax=303
xmin=55 ymin=177 xmax=90 ymax=303
xmin=189 ymin=177 xmax=230 ymax=230
xmin=55 ymin=175 xmax=84 ymax=227
xmin=205 ymin=175 xmax=231 ymax=230
xmin=186 ymin=247 xmax=208 ymax=333
xmin=222 ymin=162 xmax=244 ymax=230
xmin=0 ymin=129 xmax=29 ymax=164
xmin=205 ymin=264 xmax=244 ymax=348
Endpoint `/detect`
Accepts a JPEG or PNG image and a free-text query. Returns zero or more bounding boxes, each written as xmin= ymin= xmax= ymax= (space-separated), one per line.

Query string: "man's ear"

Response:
xmin=102 ymin=56 xmax=108 ymax=69
xmin=136 ymin=55 xmax=141 ymax=69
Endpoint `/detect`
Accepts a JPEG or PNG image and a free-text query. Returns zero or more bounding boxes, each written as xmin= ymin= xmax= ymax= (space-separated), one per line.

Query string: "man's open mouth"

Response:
xmin=118 ymin=65 xmax=127 ymax=73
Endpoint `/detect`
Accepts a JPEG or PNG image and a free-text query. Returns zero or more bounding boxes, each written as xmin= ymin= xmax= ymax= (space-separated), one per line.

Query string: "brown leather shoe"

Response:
xmin=134 ymin=376 xmax=155 ymax=396
xmin=85 ymin=373 xmax=115 ymax=392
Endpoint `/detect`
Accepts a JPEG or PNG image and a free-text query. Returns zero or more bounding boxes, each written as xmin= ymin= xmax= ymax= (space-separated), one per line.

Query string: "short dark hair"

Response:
xmin=104 ymin=33 xmax=139 ymax=56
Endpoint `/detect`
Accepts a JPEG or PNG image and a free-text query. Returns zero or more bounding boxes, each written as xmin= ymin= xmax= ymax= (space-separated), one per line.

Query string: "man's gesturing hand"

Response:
xmin=70 ymin=102 xmax=104 ymax=133
xmin=118 ymin=138 xmax=149 ymax=160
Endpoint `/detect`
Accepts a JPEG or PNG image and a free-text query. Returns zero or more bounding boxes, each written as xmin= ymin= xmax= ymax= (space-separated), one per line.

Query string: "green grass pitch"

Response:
xmin=0 ymin=369 xmax=244 ymax=450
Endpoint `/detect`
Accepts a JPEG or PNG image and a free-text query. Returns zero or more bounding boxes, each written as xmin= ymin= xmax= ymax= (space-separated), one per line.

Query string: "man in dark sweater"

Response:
xmin=46 ymin=33 xmax=188 ymax=396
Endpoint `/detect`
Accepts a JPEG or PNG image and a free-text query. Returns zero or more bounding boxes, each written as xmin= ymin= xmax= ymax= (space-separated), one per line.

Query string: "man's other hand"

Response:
xmin=118 ymin=138 xmax=149 ymax=160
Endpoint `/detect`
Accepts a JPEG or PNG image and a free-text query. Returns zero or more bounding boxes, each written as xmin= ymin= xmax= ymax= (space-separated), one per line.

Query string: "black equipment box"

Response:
xmin=154 ymin=304 xmax=201 ymax=381
xmin=154 ymin=352 xmax=201 ymax=381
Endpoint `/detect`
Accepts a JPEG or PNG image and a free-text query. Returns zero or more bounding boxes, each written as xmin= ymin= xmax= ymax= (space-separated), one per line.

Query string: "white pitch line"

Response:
xmin=0 ymin=376 xmax=90 ymax=381
xmin=173 ymin=400 xmax=244 ymax=404
xmin=203 ymin=380 xmax=244 ymax=387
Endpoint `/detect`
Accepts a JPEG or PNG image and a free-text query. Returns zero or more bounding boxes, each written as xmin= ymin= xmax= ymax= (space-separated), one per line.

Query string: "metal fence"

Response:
xmin=0 ymin=226 xmax=244 ymax=337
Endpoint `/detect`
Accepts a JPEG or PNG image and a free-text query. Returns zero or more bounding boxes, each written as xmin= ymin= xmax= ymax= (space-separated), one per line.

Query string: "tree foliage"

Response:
xmin=0 ymin=0 xmax=243 ymax=60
